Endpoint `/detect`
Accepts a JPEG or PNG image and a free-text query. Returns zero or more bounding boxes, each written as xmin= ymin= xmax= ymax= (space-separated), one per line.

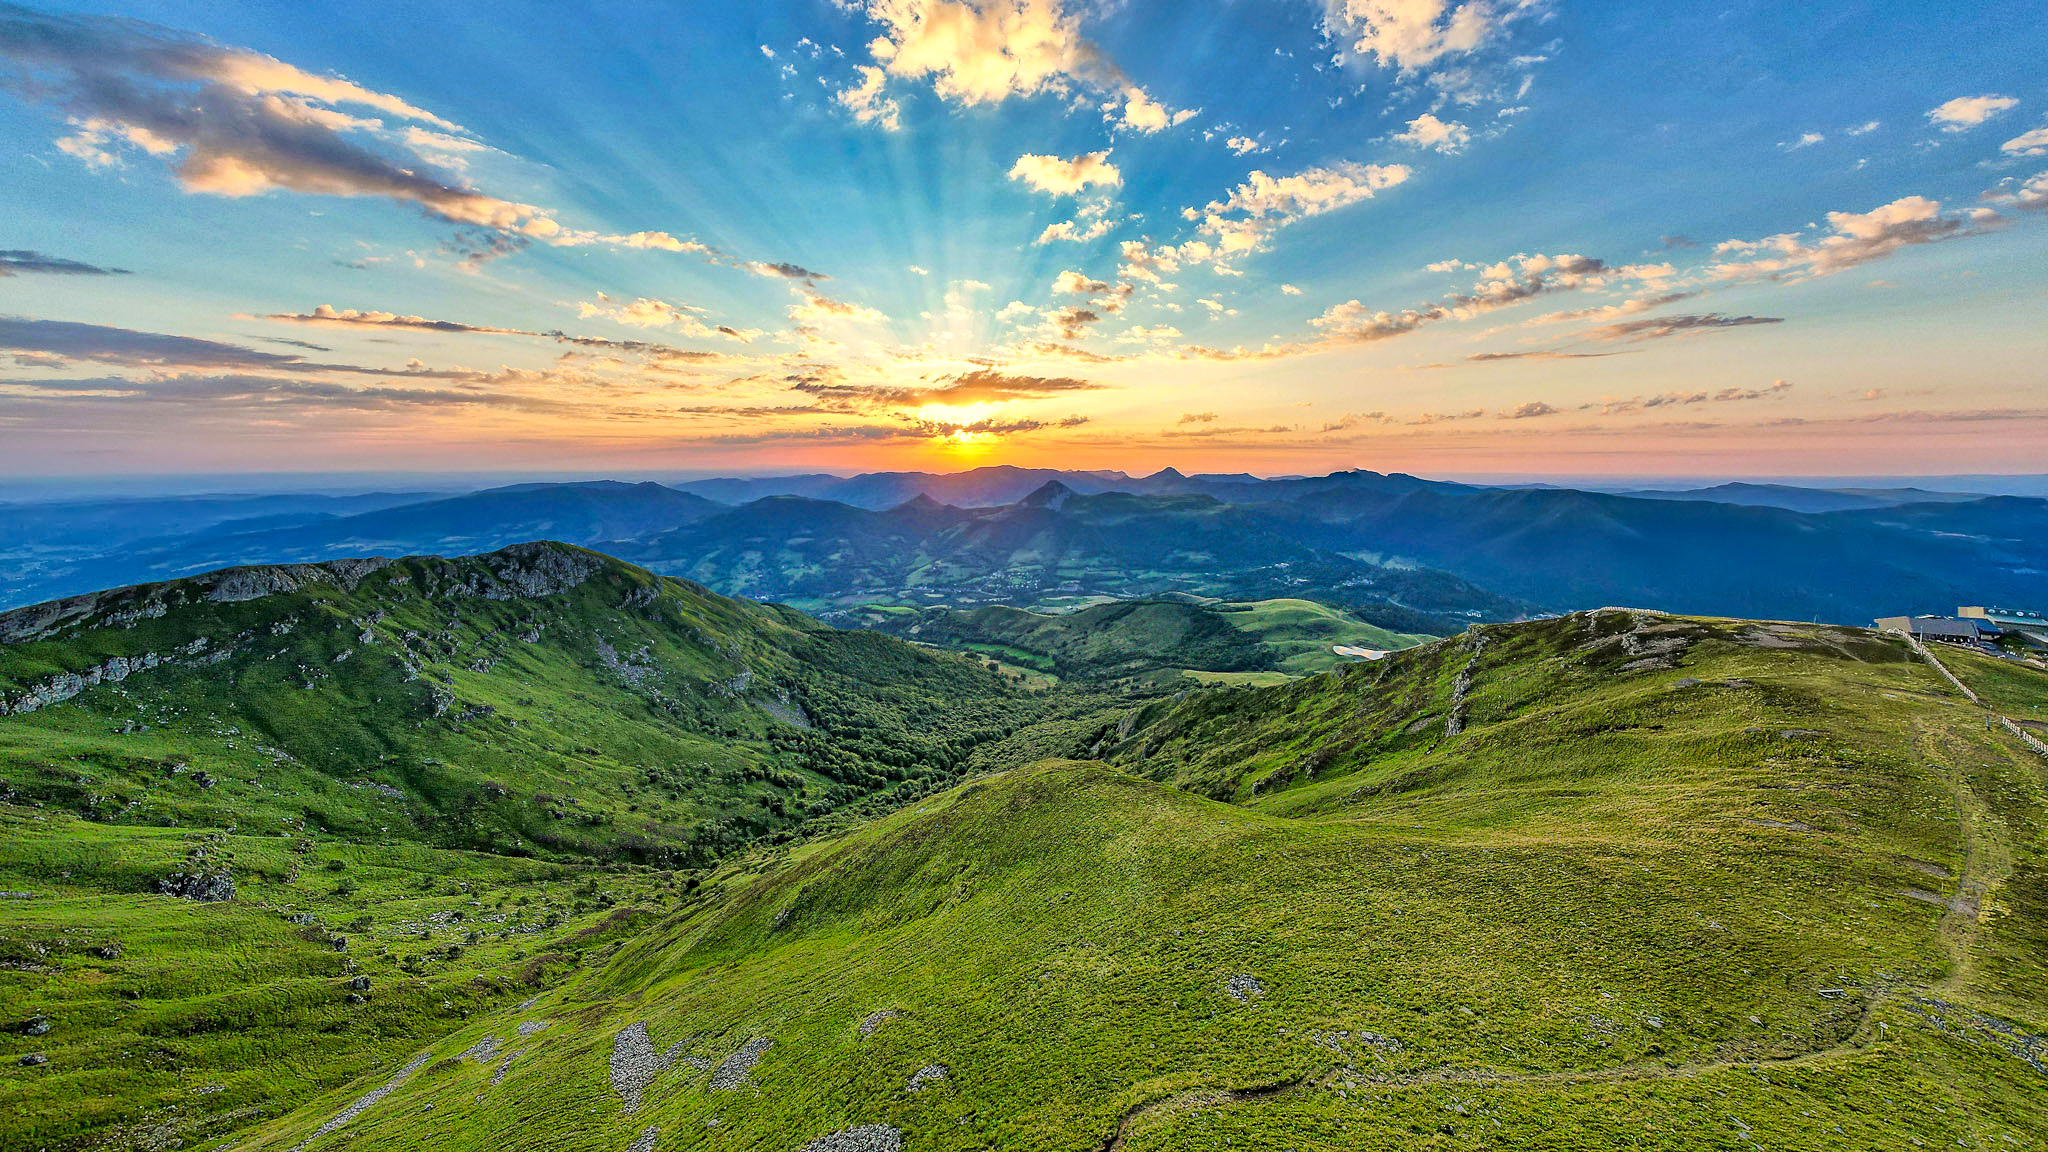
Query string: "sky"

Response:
xmin=1 ymin=0 xmax=2045 ymax=479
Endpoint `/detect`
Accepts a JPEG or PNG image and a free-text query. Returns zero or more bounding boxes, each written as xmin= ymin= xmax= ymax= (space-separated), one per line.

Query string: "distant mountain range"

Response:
xmin=1 ymin=467 xmax=2042 ymax=626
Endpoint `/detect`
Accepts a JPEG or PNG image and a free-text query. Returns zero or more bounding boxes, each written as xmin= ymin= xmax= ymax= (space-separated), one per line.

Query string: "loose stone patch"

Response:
xmin=796 ymin=1124 xmax=903 ymax=1152
xmin=516 ymin=1018 xmax=550 ymax=1037
xmin=289 ymin=1050 xmax=434 ymax=1151
xmin=708 ymin=1037 xmax=772 ymax=1090
xmin=906 ymin=1063 xmax=948 ymax=1091
xmin=857 ymin=1009 xmax=901 ymax=1037
xmin=490 ymin=1049 xmax=523 ymax=1086
xmin=457 ymin=1036 xmax=501 ymax=1062
xmin=625 ymin=1125 xmax=659 ymax=1152
xmin=609 ymin=1022 xmax=672 ymax=1113
xmin=1224 ymin=974 xmax=1265 ymax=1003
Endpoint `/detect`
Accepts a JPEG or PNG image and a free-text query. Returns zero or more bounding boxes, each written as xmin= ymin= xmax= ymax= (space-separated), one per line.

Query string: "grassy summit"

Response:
xmin=32 ymin=601 xmax=2028 ymax=1152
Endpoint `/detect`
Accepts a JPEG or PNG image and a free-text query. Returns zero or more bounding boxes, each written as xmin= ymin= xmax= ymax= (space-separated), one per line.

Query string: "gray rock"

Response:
xmin=156 ymin=868 xmax=234 ymax=902
xmin=625 ymin=1126 xmax=659 ymax=1152
xmin=22 ymin=1016 xmax=51 ymax=1036
xmin=1224 ymin=974 xmax=1265 ymax=1003
xmin=19 ymin=1053 xmax=46 ymax=1066
xmin=857 ymin=1009 xmax=901 ymax=1037
xmin=796 ymin=1125 xmax=902 ymax=1152
xmin=708 ymin=1037 xmax=772 ymax=1090
xmin=906 ymin=1063 xmax=948 ymax=1091
xmin=609 ymin=1022 xmax=668 ymax=1113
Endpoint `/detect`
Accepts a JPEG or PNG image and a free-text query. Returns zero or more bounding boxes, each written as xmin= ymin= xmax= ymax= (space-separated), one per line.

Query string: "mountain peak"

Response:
xmin=1019 ymin=479 xmax=1075 ymax=510
xmin=893 ymin=492 xmax=947 ymax=513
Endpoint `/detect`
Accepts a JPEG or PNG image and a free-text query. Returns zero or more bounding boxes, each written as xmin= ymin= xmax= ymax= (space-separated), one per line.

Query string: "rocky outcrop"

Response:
xmin=8 ymin=650 xmax=166 ymax=715
xmin=156 ymin=868 xmax=234 ymax=902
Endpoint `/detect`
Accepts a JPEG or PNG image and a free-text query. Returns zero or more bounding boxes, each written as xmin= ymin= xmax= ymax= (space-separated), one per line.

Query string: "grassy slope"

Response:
xmin=0 ymin=544 xmax=1033 ymax=1150
xmin=215 ymin=611 xmax=2048 ymax=1152
xmin=853 ymin=596 xmax=1434 ymax=686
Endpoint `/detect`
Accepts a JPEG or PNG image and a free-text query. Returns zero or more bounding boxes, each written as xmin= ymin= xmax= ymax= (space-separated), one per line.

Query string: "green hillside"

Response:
xmin=0 ymin=544 xmax=1036 ymax=1148
xmin=42 ymin=604 xmax=2037 ymax=1152
xmin=852 ymin=596 xmax=1433 ymax=686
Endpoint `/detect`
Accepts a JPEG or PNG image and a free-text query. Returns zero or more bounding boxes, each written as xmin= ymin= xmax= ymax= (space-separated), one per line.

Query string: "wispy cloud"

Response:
xmin=0 ymin=249 xmax=129 ymax=277
xmin=1580 ymin=312 xmax=1783 ymax=342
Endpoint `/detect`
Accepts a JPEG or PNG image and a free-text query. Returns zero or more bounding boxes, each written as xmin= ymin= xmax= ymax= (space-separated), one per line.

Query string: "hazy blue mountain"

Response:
xmin=1247 ymin=479 xmax=2048 ymax=623
xmin=610 ymin=482 xmax=1519 ymax=634
xmin=4 ymin=470 xmax=2041 ymax=625
xmin=1610 ymin=481 xmax=1985 ymax=513
xmin=0 ymin=481 xmax=721 ymax=608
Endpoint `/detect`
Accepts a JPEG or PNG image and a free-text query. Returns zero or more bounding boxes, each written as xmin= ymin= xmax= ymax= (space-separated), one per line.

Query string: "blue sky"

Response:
xmin=1 ymin=0 xmax=2045 ymax=477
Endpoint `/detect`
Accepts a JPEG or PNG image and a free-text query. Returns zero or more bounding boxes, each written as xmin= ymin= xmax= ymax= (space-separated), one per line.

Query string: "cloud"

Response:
xmin=789 ymin=289 xmax=889 ymax=327
xmin=1710 ymin=196 xmax=1994 ymax=280
xmin=750 ymin=260 xmax=831 ymax=283
xmin=1782 ymin=131 xmax=1824 ymax=151
xmin=1581 ymin=313 xmax=1783 ymax=342
xmin=613 ymin=231 xmax=714 ymax=255
xmin=1466 ymin=349 xmax=1621 ymax=362
xmin=1989 ymin=169 xmax=2048 ymax=213
xmin=1225 ymin=136 xmax=1265 ymax=156
xmin=1411 ymin=408 xmax=1486 ymax=424
xmin=1280 ymin=283 xmax=1303 ymax=295
xmin=1051 ymin=270 xmax=1111 ymax=295
xmin=837 ymin=64 xmax=903 ymax=131
xmin=0 ymin=249 xmax=129 ymax=277
xmin=1046 ymin=305 xmax=1100 ymax=340
xmin=0 ymin=371 xmax=608 ymax=423
xmin=578 ymin=295 xmax=763 ymax=343
xmin=1502 ymin=400 xmax=1558 ymax=418
xmin=1311 ymin=251 xmax=1607 ymax=343
xmin=0 ymin=9 xmax=733 ymax=265
xmin=1393 ymin=112 xmax=1471 ymax=153
xmin=262 ymin=303 xmax=521 ymax=336
xmin=1529 ymin=291 xmax=1697 ymax=324
xmin=2002 ymin=123 xmax=2048 ymax=157
xmin=1009 ymin=150 xmax=1121 ymax=195
xmin=845 ymin=0 xmax=1182 ymax=133
xmin=1926 ymin=94 xmax=2018 ymax=131
xmin=1593 ymin=380 xmax=1794 ymax=414
xmin=1035 ymin=217 xmax=1114 ymax=244
xmin=788 ymin=367 xmax=1103 ymax=414
xmin=0 ymin=7 xmax=574 ymax=240
xmin=1321 ymin=411 xmax=1389 ymax=432
xmin=1191 ymin=162 xmax=1411 ymax=255
xmin=1324 ymin=0 xmax=1523 ymax=71
xmin=1115 ymin=86 xmax=1195 ymax=133
xmin=1178 ymin=411 xmax=1218 ymax=424
xmin=258 ymin=304 xmax=732 ymax=364
xmin=1 ymin=315 xmax=324 ymax=371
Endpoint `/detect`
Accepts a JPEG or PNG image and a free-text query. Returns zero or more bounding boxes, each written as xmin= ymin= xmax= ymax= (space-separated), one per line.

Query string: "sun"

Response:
xmin=915 ymin=402 xmax=1000 ymax=426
